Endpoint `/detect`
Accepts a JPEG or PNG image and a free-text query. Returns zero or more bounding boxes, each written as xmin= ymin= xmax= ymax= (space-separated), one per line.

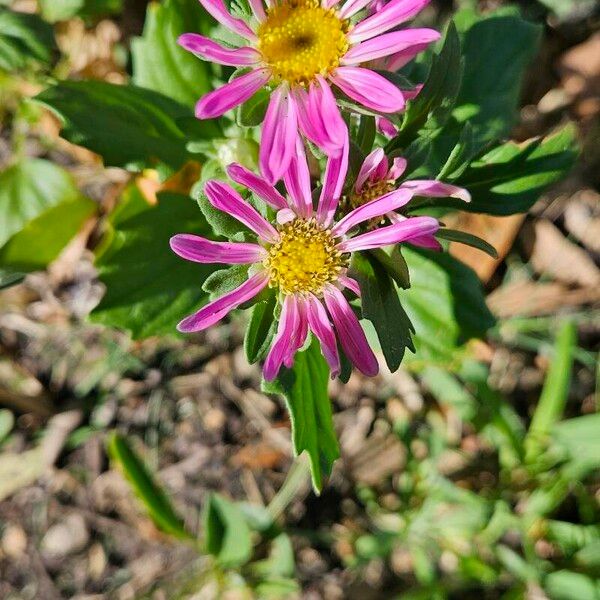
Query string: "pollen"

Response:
xmin=264 ymin=218 xmax=347 ymax=295
xmin=257 ymin=0 xmax=349 ymax=86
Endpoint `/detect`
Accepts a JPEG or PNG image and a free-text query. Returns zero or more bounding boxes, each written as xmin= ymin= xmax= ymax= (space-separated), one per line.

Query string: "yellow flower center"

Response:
xmin=264 ymin=218 xmax=347 ymax=295
xmin=257 ymin=0 xmax=349 ymax=86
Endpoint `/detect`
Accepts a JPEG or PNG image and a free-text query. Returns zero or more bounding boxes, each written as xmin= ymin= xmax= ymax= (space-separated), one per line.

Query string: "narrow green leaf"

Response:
xmin=369 ymin=246 xmax=411 ymax=289
xmin=107 ymin=432 xmax=192 ymax=540
xmin=544 ymin=571 xmax=600 ymax=600
xmin=352 ymin=253 xmax=414 ymax=372
xmin=0 ymin=409 xmax=14 ymax=443
xmin=525 ymin=320 xmax=576 ymax=461
xmin=355 ymin=115 xmax=376 ymax=157
xmin=245 ymin=291 xmax=277 ymax=364
xmin=263 ymin=338 xmax=340 ymax=494
xmin=435 ymin=228 xmax=498 ymax=259
xmin=202 ymin=492 xmax=253 ymax=568
xmin=0 ymin=270 xmax=24 ymax=290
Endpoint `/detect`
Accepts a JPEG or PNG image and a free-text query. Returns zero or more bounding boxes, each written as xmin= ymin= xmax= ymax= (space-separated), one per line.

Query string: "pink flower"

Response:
xmin=179 ymin=0 xmax=439 ymax=183
xmin=350 ymin=147 xmax=471 ymax=248
xmin=170 ymin=140 xmax=440 ymax=381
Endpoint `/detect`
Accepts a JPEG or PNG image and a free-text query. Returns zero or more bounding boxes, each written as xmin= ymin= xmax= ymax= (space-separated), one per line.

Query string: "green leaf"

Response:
xmin=245 ymin=291 xmax=277 ymax=364
xmin=0 ymin=159 xmax=96 ymax=271
xmin=0 ymin=8 xmax=56 ymax=71
xmin=0 ymin=409 xmax=14 ymax=443
xmin=202 ymin=264 xmax=249 ymax=298
xmin=402 ymin=248 xmax=495 ymax=366
xmin=448 ymin=124 xmax=579 ymax=216
xmin=90 ymin=186 xmax=218 ymax=338
xmin=251 ymin=533 xmax=295 ymax=579
xmin=391 ymin=21 xmax=462 ymax=146
xmin=369 ymin=246 xmax=411 ymax=289
xmin=0 ymin=270 xmax=24 ymax=290
xmin=132 ymin=0 xmax=213 ymax=106
xmin=552 ymin=414 xmax=600 ymax=469
xmin=35 ymin=81 xmax=194 ymax=171
xmin=107 ymin=432 xmax=192 ymax=540
xmin=544 ymin=571 xmax=600 ymax=600
xmin=263 ymin=338 xmax=340 ymax=494
xmin=38 ymin=0 xmax=122 ymax=22
xmin=352 ymin=253 xmax=414 ymax=372
xmin=237 ymin=88 xmax=270 ymax=127
xmin=202 ymin=492 xmax=253 ymax=568
xmin=435 ymin=229 xmax=498 ymax=259
xmin=525 ymin=320 xmax=576 ymax=461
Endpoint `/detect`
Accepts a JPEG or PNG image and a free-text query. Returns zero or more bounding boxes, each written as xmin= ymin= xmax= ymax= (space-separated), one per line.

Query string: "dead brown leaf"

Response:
xmin=564 ymin=189 xmax=600 ymax=254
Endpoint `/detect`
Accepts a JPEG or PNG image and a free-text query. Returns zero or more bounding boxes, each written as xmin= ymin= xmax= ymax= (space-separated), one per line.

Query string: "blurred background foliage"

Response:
xmin=0 ymin=0 xmax=598 ymax=598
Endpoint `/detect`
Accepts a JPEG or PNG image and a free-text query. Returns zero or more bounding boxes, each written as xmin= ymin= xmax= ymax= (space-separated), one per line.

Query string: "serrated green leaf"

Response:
xmin=245 ymin=290 xmax=277 ymax=364
xmin=402 ymin=248 xmax=495 ymax=366
xmin=203 ymin=492 xmax=253 ymax=568
xmin=107 ymin=432 xmax=192 ymax=540
xmin=263 ymin=338 xmax=340 ymax=494
xmin=369 ymin=246 xmax=411 ymax=289
xmin=90 ymin=186 xmax=218 ymax=338
xmin=0 ymin=159 xmax=96 ymax=272
xmin=435 ymin=228 xmax=498 ymax=258
xmin=0 ymin=8 xmax=56 ymax=71
xmin=352 ymin=253 xmax=414 ymax=372
xmin=132 ymin=0 xmax=213 ymax=106
xmin=35 ymin=81 xmax=194 ymax=172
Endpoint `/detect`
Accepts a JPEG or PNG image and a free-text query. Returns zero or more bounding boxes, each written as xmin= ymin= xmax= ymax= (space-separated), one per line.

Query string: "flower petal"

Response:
xmin=248 ymin=0 xmax=266 ymax=21
xmin=283 ymin=137 xmax=313 ymax=218
xmin=226 ymin=163 xmax=288 ymax=210
xmin=178 ymin=271 xmax=269 ymax=332
xmin=388 ymin=157 xmax=407 ymax=181
xmin=400 ymin=180 xmax=471 ymax=202
xmin=294 ymin=76 xmax=347 ymax=156
xmin=343 ymin=29 xmax=440 ymax=64
xmin=355 ymin=147 xmax=386 ymax=192
xmin=178 ymin=34 xmax=260 ymax=66
xmin=323 ymin=285 xmax=378 ymax=377
xmin=284 ymin=296 xmax=309 ymax=368
xmin=317 ymin=133 xmax=349 ymax=227
xmin=196 ymin=68 xmax=270 ymax=119
xmin=337 ymin=216 xmax=439 ymax=252
xmin=376 ymin=116 xmax=398 ymax=137
xmin=263 ymin=295 xmax=299 ymax=381
xmin=331 ymin=67 xmax=405 ymax=113
xmin=306 ymin=294 xmax=340 ymax=377
xmin=339 ymin=275 xmax=361 ymax=297
xmin=339 ymin=0 xmax=375 ymax=19
xmin=349 ymin=0 xmax=431 ymax=43
xmin=260 ymin=86 xmax=298 ymax=184
xmin=407 ymin=234 xmax=442 ymax=251
xmin=198 ymin=0 xmax=257 ymax=41
xmin=332 ymin=188 xmax=413 ymax=236
xmin=205 ymin=180 xmax=279 ymax=242
xmin=385 ymin=42 xmax=435 ymax=71
xmin=170 ymin=234 xmax=266 ymax=264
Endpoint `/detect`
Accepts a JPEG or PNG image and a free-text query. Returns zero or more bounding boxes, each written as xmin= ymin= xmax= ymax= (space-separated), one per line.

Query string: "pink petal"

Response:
xmin=337 ymin=216 xmax=439 ymax=252
xmin=331 ymin=67 xmax=405 ymax=113
xmin=198 ymin=0 xmax=257 ymax=41
xmin=263 ymin=295 xmax=299 ymax=381
xmin=349 ymin=0 xmax=431 ymax=43
xmin=339 ymin=0 xmax=375 ymax=19
xmin=317 ymin=134 xmax=349 ymax=227
xmin=283 ymin=137 xmax=313 ymax=218
xmin=355 ymin=148 xmax=386 ymax=192
xmin=170 ymin=234 xmax=266 ymax=264
xmin=248 ymin=0 xmax=266 ymax=21
xmin=385 ymin=42 xmax=435 ymax=71
xmin=178 ymin=271 xmax=269 ymax=332
xmin=343 ymin=29 xmax=440 ymax=64
xmin=376 ymin=116 xmax=398 ymax=137
xmin=294 ymin=76 xmax=347 ymax=156
xmin=322 ymin=0 xmax=342 ymax=8
xmin=284 ymin=296 xmax=309 ymax=368
xmin=407 ymin=234 xmax=442 ymax=251
xmin=260 ymin=86 xmax=298 ymax=184
xmin=306 ymin=294 xmax=340 ymax=377
xmin=205 ymin=180 xmax=279 ymax=243
xmin=178 ymin=34 xmax=260 ymax=66
xmin=196 ymin=68 xmax=270 ymax=119
xmin=388 ymin=157 xmax=407 ymax=181
xmin=332 ymin=188 xmax=413 ymax=236
xmin=400 ymin=180 xmax=471 ymax=203
xmin=226 ymin=163 xmax=287 ymax=210
xmin=323 ymin=285 xmax=378 ymax=377
xmin=339 ymin=275 xmax=361 ymax=297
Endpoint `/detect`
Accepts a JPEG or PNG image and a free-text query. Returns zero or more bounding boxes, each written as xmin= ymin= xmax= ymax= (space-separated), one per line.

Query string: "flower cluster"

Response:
xmin=171 ymin=0 xmax=470 ymax=381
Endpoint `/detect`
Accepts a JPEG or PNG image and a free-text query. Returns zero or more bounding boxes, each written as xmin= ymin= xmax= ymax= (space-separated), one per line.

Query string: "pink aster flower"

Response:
xmin=170 ymin=140 xmax=440 ymax=381
xmin=179 ymin=0 xmax=439 ymax=183
xmin=349 ymin=147 xmax=471 ymax=249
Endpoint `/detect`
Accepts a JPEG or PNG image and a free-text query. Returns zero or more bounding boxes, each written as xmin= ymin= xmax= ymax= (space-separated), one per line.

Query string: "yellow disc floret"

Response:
xmin=257 ymin=0 xmax=349 ymax=86
xmin=264 ymin=218 xmax=347 ymax=295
